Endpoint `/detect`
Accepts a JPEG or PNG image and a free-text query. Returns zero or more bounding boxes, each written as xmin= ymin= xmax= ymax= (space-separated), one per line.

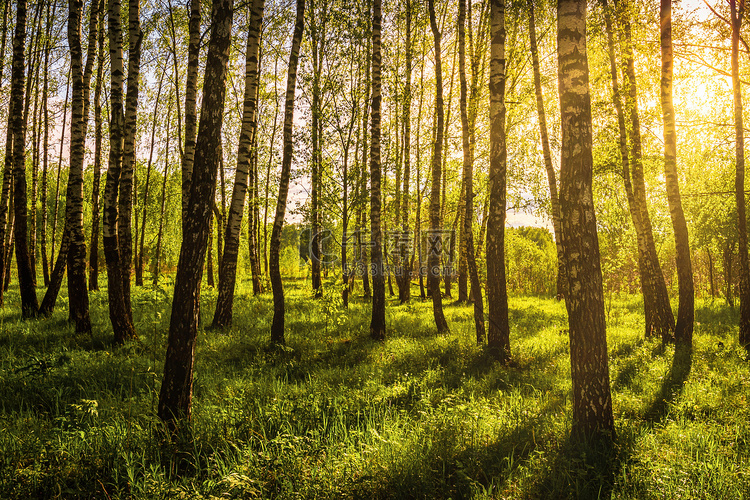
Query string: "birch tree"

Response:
xmin=558 ymin=0 xmax=614 ymax=438
xmin=487 ymin=0 xmax=509 ymax=357
xmin=528 ymin=0 xmax=565 ymax=299
xmin=89 ymin=0 xmax=105 ymax=291
xmin=181 ymin=0 xmax=201 ymax=231
xmin=660 ymin=0 xmax=693 ymax=345
xmin=730 ymin=0 xmax=750 ymax=349
xmin=606 ymin=0 xmax=675 ymax=341
xmin=213 ymin=0 xmax=265 ymax=327
xmin=396 ymin=0 xmax=412 ymax=305
xmin=158 ymin=0 xmax=234 ymax=427
xmin=269 ymin=0 xmax=305 ymax=344
xmin=63 ymin=0 xmax=100 ymax=332
xmin=118 ymin=0 xmax=142 ymax=320
xmin=370 ymin=0 xmax=386 ymax=340
xmin=104 ymin=0 xmax=136 ymax=342
xmin=459 ymin=0 xmax=484 ymax=343
xmin=10 ymin=0 xmax=37 ymax=317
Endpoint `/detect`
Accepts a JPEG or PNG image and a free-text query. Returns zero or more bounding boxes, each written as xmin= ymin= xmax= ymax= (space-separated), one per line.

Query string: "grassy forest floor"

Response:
xmin=1 ymin=278 xmax=749 ymax=499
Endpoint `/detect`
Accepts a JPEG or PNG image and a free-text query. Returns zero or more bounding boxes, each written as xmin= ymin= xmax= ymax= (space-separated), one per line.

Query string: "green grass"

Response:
xmin=1 ymin=280 xmax=749 ymax=499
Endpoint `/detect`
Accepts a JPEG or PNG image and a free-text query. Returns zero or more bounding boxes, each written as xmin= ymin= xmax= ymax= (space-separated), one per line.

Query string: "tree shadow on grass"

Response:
xmin=609 ymin=336 xmax=648 ymax=359
xmin=205 ymin=325 xmax=382 ymax=385
xmin=352 ymin=401 xmax=556 ymax=500
xmin=372 ymin=337 xmax=560 ymax=396
xmin=509 ymin=304 xmax=568 ymax=339
xmin=0 ymin=316 xmax=114 ymax=353
xmin=612 ymin=358 xmax=640 ymax=391
xmin=0 ymin=350 xmax=156 ymax=414
xmin=522 ymin=428 xmax=633 ymax=500
xmin=694 ymin=303 xmax=738 ymax=328
xmin=643 ymin=341 xmax=692 ymax=423
xmin=349 ymin=393 xmax=630 ymax=500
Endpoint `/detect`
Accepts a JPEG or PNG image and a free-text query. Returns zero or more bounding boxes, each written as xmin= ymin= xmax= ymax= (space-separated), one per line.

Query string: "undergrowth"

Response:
xmin=0 ymin=281 xmax=748 ymax=499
